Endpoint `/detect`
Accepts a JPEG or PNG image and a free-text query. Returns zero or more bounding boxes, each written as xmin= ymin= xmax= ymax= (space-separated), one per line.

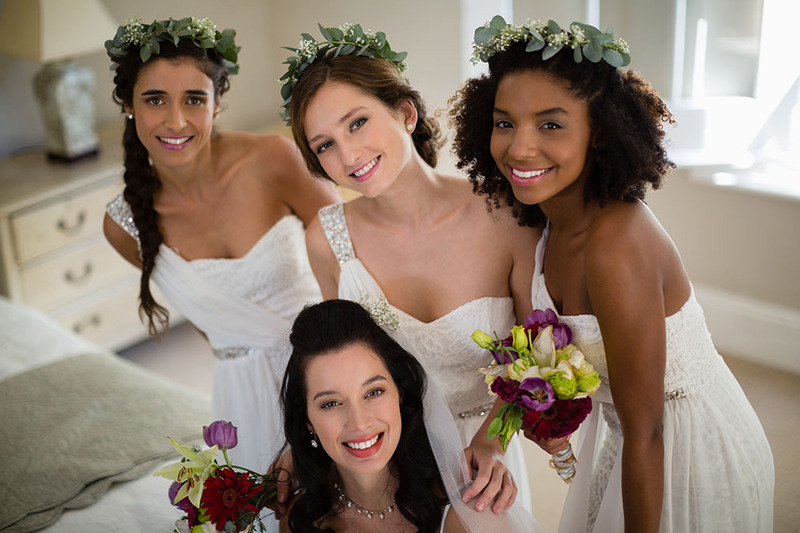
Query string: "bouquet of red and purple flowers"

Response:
xmin=154 ymin=421 xmax=278 ymax=532
xmin=472 ymin=309 xmax=600 ymax=461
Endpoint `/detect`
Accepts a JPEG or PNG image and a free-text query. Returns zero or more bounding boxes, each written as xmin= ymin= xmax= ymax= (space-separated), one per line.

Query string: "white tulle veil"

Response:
xmin=423 ymin=378 xmax=544 ymax=532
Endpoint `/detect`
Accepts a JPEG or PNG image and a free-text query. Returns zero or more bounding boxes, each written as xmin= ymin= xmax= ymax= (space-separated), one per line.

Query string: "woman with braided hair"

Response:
xmin=102 ymin=16 xmax=339 ymax=496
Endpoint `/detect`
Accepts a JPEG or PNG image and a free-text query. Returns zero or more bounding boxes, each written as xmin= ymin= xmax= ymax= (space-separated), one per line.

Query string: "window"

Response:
xmin=669 ymin=0 xmax=800 ymax=198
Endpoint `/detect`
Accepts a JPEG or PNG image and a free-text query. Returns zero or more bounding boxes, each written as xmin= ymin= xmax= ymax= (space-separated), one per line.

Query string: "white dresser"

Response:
xmin=0 ymin=130 xmax=177 ymax=350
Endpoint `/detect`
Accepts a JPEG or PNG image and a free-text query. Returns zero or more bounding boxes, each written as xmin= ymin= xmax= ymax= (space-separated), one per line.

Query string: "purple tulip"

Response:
xmin=492 ymin=336 xmax=519 ymax=364
xmin=518 ymin=377 xmax=555 ymax=412
xmin=552 ymin=326 xmax=571 ymax=350
xmin=203 ymin=420 xmax=238 ymax=450
xmin=524 ymin=308 xmax=572 ymax=349
xmin=168 ymin=481 xmax=194 ymax=512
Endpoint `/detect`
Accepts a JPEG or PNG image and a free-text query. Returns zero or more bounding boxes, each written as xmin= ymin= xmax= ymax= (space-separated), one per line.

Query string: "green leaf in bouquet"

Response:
xmin=488 ymin=416 xmax=503 ymax=441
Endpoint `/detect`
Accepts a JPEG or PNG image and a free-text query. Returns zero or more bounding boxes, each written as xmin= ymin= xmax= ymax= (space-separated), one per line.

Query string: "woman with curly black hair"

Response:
xmin=102 ymin=16 xmax=339 ymax=495
xmin=279 ymin=299 xmax=539 ymax=532
xmin=450 ymin=17 xmax=773 ymax=533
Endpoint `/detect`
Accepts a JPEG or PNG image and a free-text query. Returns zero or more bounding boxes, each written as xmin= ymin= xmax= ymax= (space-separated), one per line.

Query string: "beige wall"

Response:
xmin=649 ymin=170 xmax=800 ymax=310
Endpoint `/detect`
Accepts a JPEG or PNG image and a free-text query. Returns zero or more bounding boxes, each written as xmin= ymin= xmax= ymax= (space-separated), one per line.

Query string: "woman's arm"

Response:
xmin=103 ymin=213 xmax=142 ymax=268
xmin=508 ymin=221 xmax=540 ymax=323
xmin=305 ymin=218 xmax=340 ymax=299
xmin=443 ymin=505 xmax=469 ymax=533
xmin=586 ymin=212 xmax=666 ymax=533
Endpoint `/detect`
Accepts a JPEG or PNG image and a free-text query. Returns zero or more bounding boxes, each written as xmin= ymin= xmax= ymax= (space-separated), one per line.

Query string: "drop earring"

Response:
xmin=310 ymin=431 xmax=319 ymax=448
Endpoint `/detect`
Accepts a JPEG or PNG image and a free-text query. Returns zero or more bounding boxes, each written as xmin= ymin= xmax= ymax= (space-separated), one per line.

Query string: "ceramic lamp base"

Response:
xmin=33 ymin=60 xmax=99 ymax=162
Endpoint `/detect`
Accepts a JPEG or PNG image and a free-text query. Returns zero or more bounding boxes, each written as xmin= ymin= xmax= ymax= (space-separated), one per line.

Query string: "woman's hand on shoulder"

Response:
xmin=461 ymin=436 xmax=517 ymax=514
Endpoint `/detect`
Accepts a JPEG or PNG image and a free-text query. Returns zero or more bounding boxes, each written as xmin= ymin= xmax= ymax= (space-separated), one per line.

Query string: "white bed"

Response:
xmin=0 ymin=297 xmax=211 ymax=533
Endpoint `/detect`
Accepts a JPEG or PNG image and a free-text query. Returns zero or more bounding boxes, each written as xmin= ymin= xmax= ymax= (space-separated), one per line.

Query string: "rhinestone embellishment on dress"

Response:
xmin=358 ymin=291 xmax=400 ymax=332
xmin=212 ymin=346 xmax=256 ymax=360
xmin=319 ymin=203 xmax=354 ymax=265
xmin=664 ymin=387 xmax=687 ymax=402
xmin=106 ymin=195 xmax=141 ymax=244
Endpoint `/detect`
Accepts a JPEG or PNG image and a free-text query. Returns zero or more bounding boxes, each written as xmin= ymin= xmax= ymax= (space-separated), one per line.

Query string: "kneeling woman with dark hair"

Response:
xmin=279 ymin=300 xmax=539 ymax=533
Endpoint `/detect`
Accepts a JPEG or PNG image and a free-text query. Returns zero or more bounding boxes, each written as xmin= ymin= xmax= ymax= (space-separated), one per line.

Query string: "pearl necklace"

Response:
xmin=334 ymin=481 xmax=396 ymax=520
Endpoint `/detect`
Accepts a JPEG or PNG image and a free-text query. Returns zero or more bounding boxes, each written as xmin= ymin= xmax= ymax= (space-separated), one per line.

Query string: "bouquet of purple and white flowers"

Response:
xmin=471 ymin=309 xmax=601 ymax=456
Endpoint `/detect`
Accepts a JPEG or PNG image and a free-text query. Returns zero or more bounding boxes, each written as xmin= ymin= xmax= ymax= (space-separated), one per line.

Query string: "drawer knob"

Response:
xmin=64 ymin=262 xmax=93 ymax=284
xmin=72 ymin=313 xmax=101 ymax=334
xmin=56 ymin=211 xmax=87 ymax=234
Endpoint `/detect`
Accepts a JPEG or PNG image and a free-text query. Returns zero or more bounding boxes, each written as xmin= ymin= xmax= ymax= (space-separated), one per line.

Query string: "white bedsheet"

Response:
xmin=0 ymin=297 xmax=99 ymax=381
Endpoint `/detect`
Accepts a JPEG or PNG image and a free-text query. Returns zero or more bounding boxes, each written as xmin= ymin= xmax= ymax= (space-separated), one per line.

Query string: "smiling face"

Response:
xmin=302 ymin=81 xmax=415 ymax=198
xmin=128 ymin=58 xmax=219 ymax=171
xmin=304 ymin=342 xmax=402 ymax=478
xmin=490 ymin=70 xmax=593 ymax=207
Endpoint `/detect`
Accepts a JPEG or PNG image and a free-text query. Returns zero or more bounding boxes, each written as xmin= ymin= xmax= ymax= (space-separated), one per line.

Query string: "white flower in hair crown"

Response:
xmin=471 ymin=16 xmax=630 ymax=68
xmin=105 ymin=16 xmax=240 ymax=74
xmin=279 ymin=22 xmax=408 ymax=124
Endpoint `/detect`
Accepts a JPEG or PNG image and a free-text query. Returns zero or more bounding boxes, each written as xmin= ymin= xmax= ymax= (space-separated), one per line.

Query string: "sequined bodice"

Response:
xmin=319 ymin=203 xmax=514 ymax=420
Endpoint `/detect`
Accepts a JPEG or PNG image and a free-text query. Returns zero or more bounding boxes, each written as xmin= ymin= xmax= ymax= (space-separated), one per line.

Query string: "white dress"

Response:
xmin=530 ymin=227 xmax=774 ymax=532
xmin=319 ymin=203 xmax=532 ymax=513
xmin=107 ymin=195 xmax=322 ymax=477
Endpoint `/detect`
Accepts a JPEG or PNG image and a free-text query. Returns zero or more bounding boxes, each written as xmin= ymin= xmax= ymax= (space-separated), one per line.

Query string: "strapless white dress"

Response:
xmin=318 ymin=203 xmax=532 ymax=514
xmin=530 ymin=227 xmax=774 ymax=532
xmin=107 ymin=195 xmax=322 ymax=479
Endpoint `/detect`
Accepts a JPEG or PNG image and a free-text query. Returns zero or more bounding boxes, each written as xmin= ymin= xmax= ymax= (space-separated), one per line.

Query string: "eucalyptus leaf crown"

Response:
xmin=279 ymin=22 xmax=408 ymax=124
xmin=105 ymin=16 xmax=240 ymax=75
xmin=472 ymin=16 xmax=630 ymax=68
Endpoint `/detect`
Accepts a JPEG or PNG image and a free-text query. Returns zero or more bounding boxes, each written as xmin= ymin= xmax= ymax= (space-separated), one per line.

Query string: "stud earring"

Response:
xmin=126 ymin=113 xmax=134 ymax=120
xmin=310 ymin=431 xmax=319 ymax=448
xmin=406 ymin=123 xmax=414 ymax=132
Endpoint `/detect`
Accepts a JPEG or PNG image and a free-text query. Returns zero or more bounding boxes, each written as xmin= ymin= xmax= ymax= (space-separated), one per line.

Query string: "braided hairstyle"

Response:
xmin=289 ymin=54 xmax=444 ymax=179
xmin=449 ymin=40 xmax=675 ymax=227
xmin=281 ymin=300 xmax=447 ymax=532
xmin=110 ymin=39 xmax=231 ymax=334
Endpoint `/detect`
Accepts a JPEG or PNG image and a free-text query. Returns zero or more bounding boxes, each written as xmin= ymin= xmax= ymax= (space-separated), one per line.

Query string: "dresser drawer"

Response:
xmin=10 ymin=180 xmax=121 ymax=263
xmin=19 ymin=239 xmax=137 ymax=311
xmin=52 ymin=282 xmax=183 ymax=350
xmin=53 ymin=283 xmax=146 ymax=349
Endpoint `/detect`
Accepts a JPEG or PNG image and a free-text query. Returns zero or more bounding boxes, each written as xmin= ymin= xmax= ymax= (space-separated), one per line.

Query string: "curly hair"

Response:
xmin=109 ymin=38 xmax=231 ymax=334
xmin=450 ymin=40 xmax=675 ymax=227
xmin=289 ymin=54 xmax=444 ymax=180
xmin=280 ymin=299 xmax=447 ymax=532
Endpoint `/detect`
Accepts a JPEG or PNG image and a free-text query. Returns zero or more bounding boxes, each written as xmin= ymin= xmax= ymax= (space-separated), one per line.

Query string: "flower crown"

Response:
xmin=105 ymin=16 xmax=240 ymax=75
xmin=472 ymin=16 xmax=630 ymax=68
xmin=279 ymin=23 xmax=408 ymax=124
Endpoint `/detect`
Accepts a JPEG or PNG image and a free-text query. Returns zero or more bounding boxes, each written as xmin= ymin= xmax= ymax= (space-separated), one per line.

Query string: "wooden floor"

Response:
xmin=122 ymin=322 xmax=800 ymax=533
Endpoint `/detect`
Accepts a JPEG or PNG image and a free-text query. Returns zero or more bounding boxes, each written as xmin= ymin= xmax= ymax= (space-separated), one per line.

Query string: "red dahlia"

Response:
xmin=201 ymin=468 xmax=262 ymax=531
xmin=521 ymin=396 xmax=593 ymax=439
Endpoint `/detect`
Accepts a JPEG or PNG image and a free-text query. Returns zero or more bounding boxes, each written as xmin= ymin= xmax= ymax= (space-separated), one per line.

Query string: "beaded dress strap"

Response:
xmin=106 ymin=194 xmax=141 ymax=249
xmin=318 ymin=203 xmax=355 ymax=264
